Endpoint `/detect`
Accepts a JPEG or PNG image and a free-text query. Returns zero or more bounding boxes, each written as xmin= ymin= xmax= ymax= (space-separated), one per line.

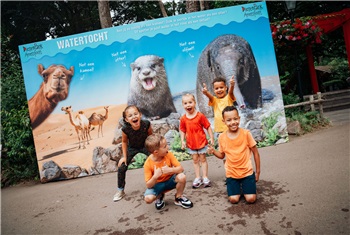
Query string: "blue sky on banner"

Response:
xmin=19 ymin=2 xmax=278 ymax=113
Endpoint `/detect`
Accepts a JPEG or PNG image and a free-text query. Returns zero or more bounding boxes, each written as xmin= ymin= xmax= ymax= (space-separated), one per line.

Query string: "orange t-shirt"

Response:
xmin=218 ymin=128 xmax=257 ymax=179
xmin=144 ymin=151 xmax=181 ymax=183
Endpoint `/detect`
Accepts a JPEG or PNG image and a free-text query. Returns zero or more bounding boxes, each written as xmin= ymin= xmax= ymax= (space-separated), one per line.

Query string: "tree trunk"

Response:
xmin=97 ymin=0 xmax=112 ymax=28
xmin=158 ymin=0 xmax=168 ymax=17
xmin=199 ymin=0 xmax=205 ymax=11
xmin=186 ymin=0 xmax=199 ymax=13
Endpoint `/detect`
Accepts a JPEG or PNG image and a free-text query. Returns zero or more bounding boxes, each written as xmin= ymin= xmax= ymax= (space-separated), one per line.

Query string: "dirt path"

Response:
xmin=1 ymin=109 xmax=349 ymax=235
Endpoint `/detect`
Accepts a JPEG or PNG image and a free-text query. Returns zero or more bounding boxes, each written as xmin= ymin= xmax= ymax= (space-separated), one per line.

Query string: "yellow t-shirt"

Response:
xmin=218 ymin=129 xmax=256 ymax=179
xmin=209 ymin=95 xmax=235 ymax=133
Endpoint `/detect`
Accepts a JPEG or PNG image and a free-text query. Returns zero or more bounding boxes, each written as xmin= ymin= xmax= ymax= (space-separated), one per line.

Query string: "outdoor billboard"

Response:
xmin=19 ymin=2 xmax=288 ymax=182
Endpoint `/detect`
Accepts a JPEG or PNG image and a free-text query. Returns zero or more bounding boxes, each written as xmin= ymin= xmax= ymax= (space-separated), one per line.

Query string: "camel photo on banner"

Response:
xmin=19 ymin=2 xmax=288 ymax=183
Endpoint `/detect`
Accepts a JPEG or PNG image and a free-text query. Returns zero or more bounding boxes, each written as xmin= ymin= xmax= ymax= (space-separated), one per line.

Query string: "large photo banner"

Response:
xmin=19 ymin=2 xmax=288 ymax=183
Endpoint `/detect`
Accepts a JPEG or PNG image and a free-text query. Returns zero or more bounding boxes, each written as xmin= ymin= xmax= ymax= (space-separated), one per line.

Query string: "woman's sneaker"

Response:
xmin=174 ymin=195 xmax=193 ymax=209
xmin=203 ymin=177 xmax=211 ymax=187
xmin=192 ymin=177 xmax=202 ymax=188
xmin=155 ymin=193 xmax=165 ymax=210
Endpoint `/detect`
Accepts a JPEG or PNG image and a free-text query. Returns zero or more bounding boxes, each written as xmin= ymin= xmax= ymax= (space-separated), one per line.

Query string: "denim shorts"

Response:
xmin=187 ymin=146 xmax=207 ymax=155
xmin=226 ymin=172 xmax=256 ymax=196
xmin=144 ymin=174 xmax=177 ymax=197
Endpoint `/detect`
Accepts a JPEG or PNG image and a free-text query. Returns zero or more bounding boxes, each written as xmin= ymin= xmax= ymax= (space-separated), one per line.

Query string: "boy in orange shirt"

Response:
xmin=208 ymin=106 xmax=261 ymax=204
xmin=143 ymin=133 xmax=193 ymax=210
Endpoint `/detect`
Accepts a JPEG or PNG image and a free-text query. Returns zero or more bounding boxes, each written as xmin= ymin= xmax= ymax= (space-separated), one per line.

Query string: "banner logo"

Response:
xmin=23 ymin=43 xmax=43 ymax=57
xmin=242 ymin=4 xmax=263 ymax=18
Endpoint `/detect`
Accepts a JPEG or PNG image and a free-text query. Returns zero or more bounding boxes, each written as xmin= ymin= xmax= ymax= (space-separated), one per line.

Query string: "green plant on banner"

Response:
xmin=128 ymin=153 xmax=147 ymax=170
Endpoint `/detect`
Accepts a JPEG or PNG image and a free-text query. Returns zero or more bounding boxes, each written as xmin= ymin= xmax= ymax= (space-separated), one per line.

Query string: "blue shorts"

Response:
xmin=144 ymin=174 xmax=177 ymax=197
xmin=226 ymin=172 xmax=256 ymax=196
xmin=187 ymin=146 xmax=207 ymax=155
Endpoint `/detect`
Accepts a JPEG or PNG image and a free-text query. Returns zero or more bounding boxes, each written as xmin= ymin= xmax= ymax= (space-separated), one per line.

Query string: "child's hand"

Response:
xmin=161 ymin=164 xmax=171 ymax=175
xmin=118 ymin=157 xmax=126 ymax=167
xmin=202 ymin=83 xmax=208 ymax=95
xmin=255 ymin=172 xmax=260 ymax=182
xmin=230 ymin=76 xmax=235 ymax=88
xmin=207 ymin=145 xmax=215 ymax=155
xmin=181 ymin=142 xmax=186 ymax=150
xmin=154 ymin=165 xmax=162 ymax=179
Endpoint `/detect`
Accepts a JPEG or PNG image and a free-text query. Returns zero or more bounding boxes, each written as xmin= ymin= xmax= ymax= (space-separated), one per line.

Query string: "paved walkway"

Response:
xmin=1 ymin=109 xmax=349 ymax=235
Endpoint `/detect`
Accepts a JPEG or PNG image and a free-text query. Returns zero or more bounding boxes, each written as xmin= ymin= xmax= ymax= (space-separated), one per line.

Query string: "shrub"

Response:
xmin=1 ymin=35 xmax=38 ymax=187
xmin=287 ymin=110 xmax=329 ymax=133
xmin=257 ymin=112 xmax=282 ymax=147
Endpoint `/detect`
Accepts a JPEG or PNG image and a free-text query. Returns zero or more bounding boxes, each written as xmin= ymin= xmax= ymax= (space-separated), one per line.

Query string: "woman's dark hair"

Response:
xmin=222 ymin=105 xmax=238 ymax=118
xmin=122 ymin=105 xmax=141 ymax=125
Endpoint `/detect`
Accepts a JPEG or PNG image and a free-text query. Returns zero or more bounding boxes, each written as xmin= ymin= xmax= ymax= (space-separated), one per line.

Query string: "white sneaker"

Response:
xmin=192 ymin=177 xmax=202 ymax=188
xmin=203 ymin=177 xmax=211 ymax=187
xmin=113 ymin=190 xmax=125 ymax=202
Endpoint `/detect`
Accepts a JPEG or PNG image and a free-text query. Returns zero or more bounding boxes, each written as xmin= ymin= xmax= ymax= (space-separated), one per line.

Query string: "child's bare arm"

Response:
xmin=162 ymin=164 xmax=184 ymax=175
xmin=228 ymin=76 xmax=235 ymax=101
xmin=207 ymin=127 xmax=215 ymax=146
xmin=207 ymin=145 xmax=225 ymax=159
xmin=251 ymin=145 xmax=261 ymax=182
xmin=146 ymin=165 xmax=162 ymax=188
xmin=202 ymin=83 xmax=214 ymax=102
xmin=179 ymin=130 xmax=186 ymax=150
xmin=147 ymin=125 xmax=153 ymax=136
xmin=118 ymin=132 xmax=128 ymax=167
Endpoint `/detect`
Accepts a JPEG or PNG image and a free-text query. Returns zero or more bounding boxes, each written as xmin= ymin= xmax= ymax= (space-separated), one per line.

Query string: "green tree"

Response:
xmin=1 ymin=35 xmax=38 ymax=187
xmin=1 ymin=1 xmax=101 ymax=52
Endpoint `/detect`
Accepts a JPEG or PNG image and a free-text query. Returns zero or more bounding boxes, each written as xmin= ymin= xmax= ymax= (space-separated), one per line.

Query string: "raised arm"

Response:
xmin=228 ymin=76 xmax=236 ymax=101
xmin=202 ymin=83 xmax=214 ymax=103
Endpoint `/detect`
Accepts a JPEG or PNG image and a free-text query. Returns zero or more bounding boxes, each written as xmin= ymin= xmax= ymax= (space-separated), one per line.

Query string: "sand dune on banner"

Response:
xmin=33 ymin=104 xmax=127 ymax=172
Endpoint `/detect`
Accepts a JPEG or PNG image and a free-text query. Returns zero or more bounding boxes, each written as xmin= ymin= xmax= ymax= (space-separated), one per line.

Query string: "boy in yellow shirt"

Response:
xmin=208 ymin=106 xmax=261 ymax=204
xmin=202 ymin=76 xmax=236 ymax=135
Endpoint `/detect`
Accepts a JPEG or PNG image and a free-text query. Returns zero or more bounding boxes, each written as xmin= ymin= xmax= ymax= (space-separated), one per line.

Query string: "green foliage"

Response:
xmin=282 ymin=93 xmax=303 ymax=117
xmin=257 ymin=112 xmax=281 ymax=147
xmin=128 ymin=153 xmax=148 ymax=170
xmin=314 ymin=55 xmax=349 ymax=91
xmin=1 ymin=1 xmax=101 ymax=52
xmin=327 ymin=58 xmax=350 ymax=90
xmin=170 ymin=131 xmax=183 ymax=152
xmin=173 ymin=151 xmax=192 ymax=162
xmin=1 ymin=35 xmax=38 ymax=187
xmin=170 ymin=131 xmax=192 ymax=162
xmin=287 ymin=111 xmax=329 ymax=133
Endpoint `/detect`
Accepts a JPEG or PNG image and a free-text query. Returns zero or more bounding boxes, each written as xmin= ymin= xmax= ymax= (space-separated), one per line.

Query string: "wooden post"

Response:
xmin=309 ymin=94 xmax=315 ymax=111
xmin=317 ymin=92 xmax=324 ymax=119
